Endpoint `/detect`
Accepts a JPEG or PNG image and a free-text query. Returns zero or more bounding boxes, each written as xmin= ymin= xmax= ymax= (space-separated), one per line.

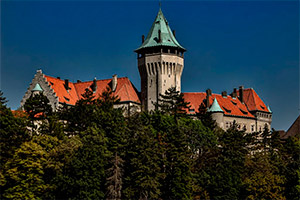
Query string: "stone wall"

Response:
xmin=20 ymin=70 xmax=59 ymax=111
xmin=138 ymin=53 xmax=184 ymax=111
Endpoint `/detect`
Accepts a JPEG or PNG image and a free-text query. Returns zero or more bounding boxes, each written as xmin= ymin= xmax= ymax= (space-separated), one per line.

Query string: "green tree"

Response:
xmin=23 ymin=93 xmax=53 ymax=121
xmin=147 ymin=112 xmax=193 ymax=199
xmin=206 ymin=125 xmax=250 ymax=200
xmin=283 ymin=135 xmax=300 ymax=200
xmin=0 ymin=90 xmax=8 ymax=105
xmin=243 ymin=151 xmax=286 ymax=200
xmin=123 ymin=113 xmax=163 ymax=199
xmin=2 ymin=140 xmax=50 ymax=200
xmin=155 ymin=87 xmax=190 ymax=120
xmin=53 ymin=125 xmax=110 ymax=199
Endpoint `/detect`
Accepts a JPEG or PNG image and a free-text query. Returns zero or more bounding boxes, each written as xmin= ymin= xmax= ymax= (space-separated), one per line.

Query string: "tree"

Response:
xmin=123 ymin=113 xmax=163 ymax=199
xmin=205 ymin=125 xmax=250 ymax=200
xmin=0 ymin=96 xmax=29 ymax=175
xmin=2 ymin=140 xmax=50 ymax=200
xmin=243 ymin=151 xmax=286 ymax=200
xmin=0 ymin=90 xmax=8 ymax=105
xmin=148 ymin=112 xmax=193 ymax=199
xmin=106 ymin=152 xmax=124 ymax=200
xmin=23 ymin=93 xmax=53 ymax=120
xmin=155 ymin=87 xmax=190 ymax=120
xmin=53 ymin=125 xmax=110 ymax=199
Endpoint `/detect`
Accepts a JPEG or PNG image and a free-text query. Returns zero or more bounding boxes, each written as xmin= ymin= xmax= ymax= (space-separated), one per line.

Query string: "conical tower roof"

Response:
xmin=31 ymin=83 xmax=43 ymax=92
xmin=267 ymin=105 xmax=272 ymax=113
xmin=135 ymin=8 xmax=185 ymax=52
xmin=207 ymin=98 xmax=224 ymax=113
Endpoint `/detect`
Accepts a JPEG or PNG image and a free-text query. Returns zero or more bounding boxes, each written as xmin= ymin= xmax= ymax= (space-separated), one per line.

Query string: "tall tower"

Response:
xmin=135 ymin=8 xmax=186 ymax=111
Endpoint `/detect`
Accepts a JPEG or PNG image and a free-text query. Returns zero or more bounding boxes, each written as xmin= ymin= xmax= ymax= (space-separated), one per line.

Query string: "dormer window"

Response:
xmin=231 ymin=100 xmax=237 ymax=105
xmin=64 ymin=97 xmax=70 ymax=102
xmin=239 ymin=108 xmax=248 ymax=115
xmin=222 ymin=106 xmax=231 ymax=113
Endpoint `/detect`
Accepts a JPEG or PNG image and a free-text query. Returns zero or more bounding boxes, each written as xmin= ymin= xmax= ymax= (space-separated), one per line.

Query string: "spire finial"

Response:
xmin=159 ymin=0 xmax=162 ymax=10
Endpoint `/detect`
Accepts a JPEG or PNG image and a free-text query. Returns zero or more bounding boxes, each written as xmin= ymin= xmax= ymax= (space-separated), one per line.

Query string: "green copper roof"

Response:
xmin=135 ymin=8 xmax=185 ymax=52
xmin=207 ymin=98 xmax=224 ymax=113
xmin=267 ymin=106 xmax=272 ymax=113
xmin=32 ymin=83 xmax=43 ymax=92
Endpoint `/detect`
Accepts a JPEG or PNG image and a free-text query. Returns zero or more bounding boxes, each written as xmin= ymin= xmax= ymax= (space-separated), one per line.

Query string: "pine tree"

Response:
xmin=122 ymin=113 xmax=163 ymax=199
xmin=147 ymin=112 xmax=193 ymax=199
xmin=206 ymin=125 xmax=249 ymax=200
xmin=54 ymin=125 xmax=110 ymax=199
xmin=0 ymin=90 xmax=8 ymax=105
xmin=106 ymin=152 xmax=124 ymax=200
xmin=23 ymin=93 xmax=53 ymax=120
xmin=155 ymin=87 xmax=190 ymax=120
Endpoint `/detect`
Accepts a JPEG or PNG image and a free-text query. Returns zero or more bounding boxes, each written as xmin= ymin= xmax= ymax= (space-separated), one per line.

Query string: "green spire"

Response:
xmin=32 ymin=83 xmax=43 ymax=92
xmin=267 ymin=105 xmax=272 ymax=113
xmin=207 ymin=98 xmax=224 ymax=113
xmin=135 ymin=8 xmax=185 ymax=52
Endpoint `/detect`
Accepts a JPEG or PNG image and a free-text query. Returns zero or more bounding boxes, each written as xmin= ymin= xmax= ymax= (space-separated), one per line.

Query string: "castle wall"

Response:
xmin=216 ymin=115 xmax=271 ymax=133
xmin=20 ymin=70 xmax=59 ymax=111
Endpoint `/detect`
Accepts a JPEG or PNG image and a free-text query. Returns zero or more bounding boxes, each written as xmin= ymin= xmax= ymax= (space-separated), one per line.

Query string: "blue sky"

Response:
xmin=1 ymin=0 xmax=299 ymax=131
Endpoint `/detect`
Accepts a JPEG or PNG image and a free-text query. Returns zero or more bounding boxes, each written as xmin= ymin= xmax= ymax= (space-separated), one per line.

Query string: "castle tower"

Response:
xmin=135 ymin=8 xmax=186 ymax=111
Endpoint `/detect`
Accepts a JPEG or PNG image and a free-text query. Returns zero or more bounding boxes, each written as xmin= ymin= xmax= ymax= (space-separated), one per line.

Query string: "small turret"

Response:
xmin=207 ymin=98 xmax=224 ymax=129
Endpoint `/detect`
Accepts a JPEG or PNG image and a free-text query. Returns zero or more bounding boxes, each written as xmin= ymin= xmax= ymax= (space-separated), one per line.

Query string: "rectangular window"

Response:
xmin=251 ymin=125 xmax=255 ymax=132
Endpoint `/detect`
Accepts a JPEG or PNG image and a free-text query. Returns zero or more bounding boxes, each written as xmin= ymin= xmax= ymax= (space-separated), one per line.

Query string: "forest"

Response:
xmin=0 ymin=88 xmax=299 ymax=200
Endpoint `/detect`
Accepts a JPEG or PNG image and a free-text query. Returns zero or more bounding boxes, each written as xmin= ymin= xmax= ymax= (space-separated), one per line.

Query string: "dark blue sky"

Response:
xmin=1 ymin=1 xmax=299 ymax=131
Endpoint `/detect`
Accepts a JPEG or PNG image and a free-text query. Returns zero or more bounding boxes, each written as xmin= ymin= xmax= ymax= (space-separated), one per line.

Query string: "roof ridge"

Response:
xmin=73 ymin=77 xmax=129 ymax=85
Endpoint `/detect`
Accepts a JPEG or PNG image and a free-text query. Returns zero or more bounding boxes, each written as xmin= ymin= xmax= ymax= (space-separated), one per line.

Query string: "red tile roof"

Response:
xmin=183 ymin=88 xmax=269 ymax=118
xmin=184 ymin=92 xmax=255 ymax=118
xmin=44 ymin=75 xmax=140 ymax=105
xmin=45 ymin=76 xmax=79 ymax=105
xmin=11 ymin=110 xmax=28 ymax=118
xmin=238 ymin=88 xmax=269 ymax=112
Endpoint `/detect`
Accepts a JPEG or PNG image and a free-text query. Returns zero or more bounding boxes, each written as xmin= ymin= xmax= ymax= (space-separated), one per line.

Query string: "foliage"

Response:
xmin=2 ymin=140 xmax=49 ymax=200
xmin=106 ymin=152 xmax=124 ymax=200
xmin=0 ymin=99 xmax=29 ymax=183
xmin=123 ymin=113 xmax=164 ymax=199
xmin=53 ymin=125 xmax=110 ymax=199
xmin=23 ymin=93 xmax=53 ymax=120
xmin=0 ymin=90 xmax=8 ymax=105
xmin=1 ymin=90 xmax=299 ymax=199
xmin=155 ymin=87 xmax=190 ymax=120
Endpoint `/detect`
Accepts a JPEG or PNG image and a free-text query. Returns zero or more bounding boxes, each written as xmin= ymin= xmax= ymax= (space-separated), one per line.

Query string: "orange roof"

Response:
xmin=45 ymin=75 xmax=79 ymax=105
xmin=239 ymin=88 xmax=269 ymax=112
xmin=11 ymin=110 xmax=28 ymax=118
xmin=44 ymin=75 xmax=140 ymax=105
xmin=183 ymin=89 xmax=269 ymax=118
xmin=184 ymin=92 xmax=255 ymax=118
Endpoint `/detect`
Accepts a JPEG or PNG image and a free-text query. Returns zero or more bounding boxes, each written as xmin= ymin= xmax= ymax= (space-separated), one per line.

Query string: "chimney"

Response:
xmin=142 ymin=35 xmax=145 ymax=43
xmin=64 ymin=79 xmax=69 ymax=90
xmin=232 ymin=88 xmax=237 ymax=98
xmin=221 ymin=91 xmax=227 ymax=98
xmin=172 ymin=30 xmax=176 ymax=37
xmin=239 ymin=86 xmax=244 ymax=103
xmin=57 ymin=77 xmax=60 ymax=79
xmin=158 ymin=30 xmax=161 ymax=43
xmin=112 ymin=74 xmax=117 ymax=92
xmin=206 ymin=89 xmax=212 ymax=107
xmin=92 ymin=78 xmax=97 ymax=92
xmin=77 ymin=80 xmax=81 ymax=83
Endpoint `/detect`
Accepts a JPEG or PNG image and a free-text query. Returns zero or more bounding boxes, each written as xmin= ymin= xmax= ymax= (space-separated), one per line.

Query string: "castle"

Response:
xmin=21 ymin=8 xmax=272 ymax=133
